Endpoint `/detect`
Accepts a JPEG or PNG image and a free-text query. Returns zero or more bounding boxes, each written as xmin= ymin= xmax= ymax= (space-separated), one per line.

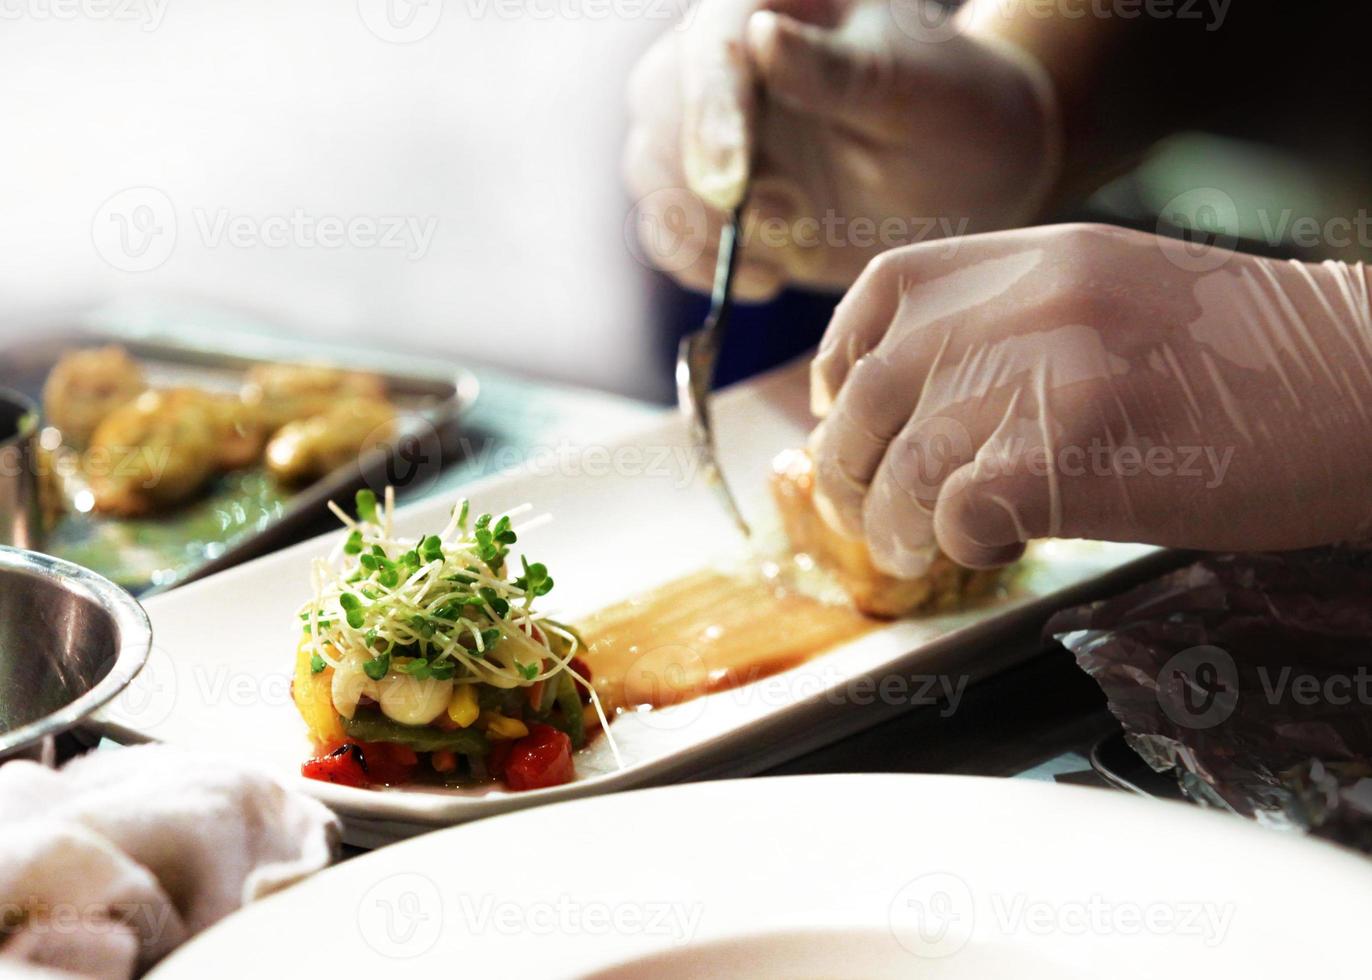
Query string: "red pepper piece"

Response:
xmin=503 ymin=723 xmax=575 ymax=791
xmin=301 ymin=743 xmax=369 ymax=788
xmin=359 ymin=741 xmax=419 ymax=786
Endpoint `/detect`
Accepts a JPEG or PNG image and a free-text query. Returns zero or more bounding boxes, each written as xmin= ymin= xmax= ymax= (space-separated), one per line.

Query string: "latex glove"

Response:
xmin=624 ymin=0 xmax=1061 ymax=299
xmin=809 ymin=223 xmax=1372 ymax=576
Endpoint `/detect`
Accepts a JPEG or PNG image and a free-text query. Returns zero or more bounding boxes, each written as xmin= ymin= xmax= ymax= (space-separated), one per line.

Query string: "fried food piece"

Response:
xmin=159 ymin=388 xmax=266 ymax=471
xmin=43 ymin=346 xmax=147 ymax=448
xmin=770 ymin=449 xmax=998 ymax=618
xmin=242 ymin=363 xmax=388 ymax=433
xmin=265 ymin=398 xmax=397 ymax=484
xmin=87 ymin=389 xmax=219 ymax=516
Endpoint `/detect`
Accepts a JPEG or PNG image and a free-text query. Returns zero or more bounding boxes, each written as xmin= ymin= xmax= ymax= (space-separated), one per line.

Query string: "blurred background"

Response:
xmin=1 ymin=0 xmax=1369 ymax=404
xmin=0 ymin=1 xmax=669 ymax=395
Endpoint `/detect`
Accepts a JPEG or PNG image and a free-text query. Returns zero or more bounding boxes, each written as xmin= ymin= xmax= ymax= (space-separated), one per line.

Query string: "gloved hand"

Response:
xmin=809 ymin=223 xmax=1372 ymax=575
xmin=624 ymin=0 xmax=1061 ymax=299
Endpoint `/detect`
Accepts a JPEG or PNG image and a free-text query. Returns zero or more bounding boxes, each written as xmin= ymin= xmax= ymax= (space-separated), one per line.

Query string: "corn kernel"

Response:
xmin=481 ymin=712 xmax=529 ymax=740
xmin=447 ymin=684 xmax=479 ymax=728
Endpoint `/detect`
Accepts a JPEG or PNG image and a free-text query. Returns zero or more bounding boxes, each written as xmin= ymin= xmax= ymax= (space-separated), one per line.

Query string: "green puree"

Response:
xmin=48 ymin=469 xmax=289 ymax=592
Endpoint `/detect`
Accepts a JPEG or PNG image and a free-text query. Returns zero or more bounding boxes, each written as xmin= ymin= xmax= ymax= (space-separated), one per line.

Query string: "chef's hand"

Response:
xmin=809 ymin=223 xmax=1372 ymax=575
xmin=624 ymin=0 xmax=1061 ymax=299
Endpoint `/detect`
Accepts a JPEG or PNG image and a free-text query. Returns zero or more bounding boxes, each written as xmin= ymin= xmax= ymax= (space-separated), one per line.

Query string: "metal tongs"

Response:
xmin=676 ymin=202 xmax=750 ymax=538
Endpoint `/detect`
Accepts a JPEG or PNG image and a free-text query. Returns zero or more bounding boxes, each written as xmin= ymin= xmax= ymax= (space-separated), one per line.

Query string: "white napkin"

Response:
xmin=0 ymin=745 xmax=340 ymax=979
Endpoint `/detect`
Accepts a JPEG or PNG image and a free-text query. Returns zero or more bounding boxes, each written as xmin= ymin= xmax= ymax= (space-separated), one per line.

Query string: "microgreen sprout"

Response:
xmin=363 ymin=652 xmax=390 ymax=680
xmin=515 ymin=556 xmax=554 ymax=601
xmin=305 ymin=491 xmax=581 ymax=693
xmin=302 ymin=488 xmax=621 ymax=770
xmin=355 ymin=488 xmax=379 ymax=524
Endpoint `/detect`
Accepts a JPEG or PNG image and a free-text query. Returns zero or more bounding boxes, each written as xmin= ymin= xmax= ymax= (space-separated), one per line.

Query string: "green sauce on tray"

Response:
xmin=48 ymin=469 xmax=288 ymax=592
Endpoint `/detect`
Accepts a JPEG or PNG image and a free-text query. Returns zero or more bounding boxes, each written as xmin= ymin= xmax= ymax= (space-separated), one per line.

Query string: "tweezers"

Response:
xmin=676 ymin=203 xmax=750 ymax=538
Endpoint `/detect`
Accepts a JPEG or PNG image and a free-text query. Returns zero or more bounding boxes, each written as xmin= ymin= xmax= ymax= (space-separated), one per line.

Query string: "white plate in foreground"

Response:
xmin=93 ymin=360 xmax=1171 ymax=844
xmin=150 ymin=774 xmax=1371 ymax=979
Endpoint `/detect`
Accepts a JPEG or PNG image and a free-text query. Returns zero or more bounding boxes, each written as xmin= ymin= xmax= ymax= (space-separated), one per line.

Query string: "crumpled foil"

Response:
xmin=1047 ymin=549 xmax=1372 ymax=852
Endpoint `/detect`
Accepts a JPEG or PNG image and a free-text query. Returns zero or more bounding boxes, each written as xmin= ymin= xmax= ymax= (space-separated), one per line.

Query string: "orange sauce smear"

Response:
xmin=581 ymin=570 xmax=878 ymax=713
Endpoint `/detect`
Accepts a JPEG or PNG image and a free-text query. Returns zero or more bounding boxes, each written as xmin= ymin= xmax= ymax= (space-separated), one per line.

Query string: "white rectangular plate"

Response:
xmin=93 ymin=359 xmax=1171 ymax=846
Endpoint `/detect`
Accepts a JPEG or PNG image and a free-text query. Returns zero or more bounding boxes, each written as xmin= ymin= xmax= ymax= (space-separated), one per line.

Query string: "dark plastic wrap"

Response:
xmin=1047 ymin=549 xmax=1372 ymax=850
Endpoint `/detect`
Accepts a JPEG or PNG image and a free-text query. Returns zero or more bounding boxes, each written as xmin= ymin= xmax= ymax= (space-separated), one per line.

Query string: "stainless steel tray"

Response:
xmin=0 ymin=323 xmax=478 ymax=594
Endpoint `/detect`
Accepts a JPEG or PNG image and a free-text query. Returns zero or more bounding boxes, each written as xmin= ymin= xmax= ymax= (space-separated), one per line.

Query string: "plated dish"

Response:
xmin=94 ymin=359 xmax=1172 ymax=844
xmin=148 ymin=774 xmax=1372 ymax=979
xmin=286 ymin=450 xmax=998 ymax=795
xmin=294 ymin=489 xmax=610 ymax=792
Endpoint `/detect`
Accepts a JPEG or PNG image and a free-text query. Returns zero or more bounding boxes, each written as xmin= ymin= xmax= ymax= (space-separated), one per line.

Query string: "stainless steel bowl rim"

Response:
xmin=0 ymin=385 xmax=38 ymax=452
xmin=0 ymin=546 xmax=152 ymax=756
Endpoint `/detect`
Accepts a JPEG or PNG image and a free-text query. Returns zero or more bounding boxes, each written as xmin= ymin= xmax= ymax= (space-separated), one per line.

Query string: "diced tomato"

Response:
xmin=487 ymin=740 xmax=514 ymax=781
xmin=568 ymin=657 xmax=593 ymax=702
xmin=360 ymin=741 xmax=419 ymax=785
xmin=503 ymin=723 xmax=575 ymax=791
xmin=302 ymin=744 xmax=369 ymax=788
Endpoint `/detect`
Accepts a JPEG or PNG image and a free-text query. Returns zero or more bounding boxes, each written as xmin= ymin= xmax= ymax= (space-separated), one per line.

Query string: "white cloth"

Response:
xmin=0 ymin=746 xmax=340 ymax=979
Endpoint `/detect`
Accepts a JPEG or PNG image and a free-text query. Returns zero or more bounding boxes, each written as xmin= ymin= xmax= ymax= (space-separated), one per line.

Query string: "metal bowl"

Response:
xmin=0 ymin=547 xmax=152 ymax=761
